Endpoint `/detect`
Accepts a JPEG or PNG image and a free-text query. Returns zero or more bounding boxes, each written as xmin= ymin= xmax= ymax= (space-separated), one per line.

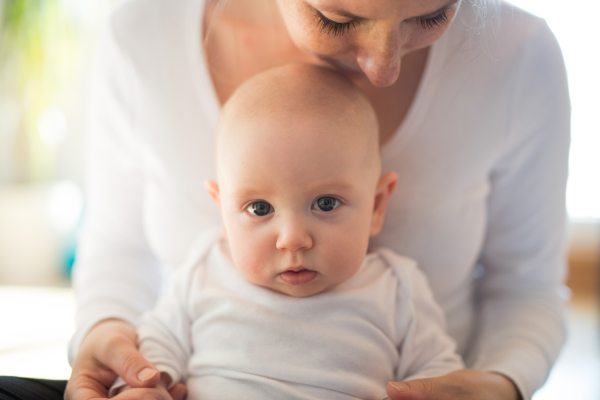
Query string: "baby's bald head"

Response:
xmin=207 ymin=65 xmax=398 ymax=296
xmin=216 ymin=64 xmax=380 ymax=181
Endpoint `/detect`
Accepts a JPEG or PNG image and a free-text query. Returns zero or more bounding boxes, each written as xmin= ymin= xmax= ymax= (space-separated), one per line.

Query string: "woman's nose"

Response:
xmin=356 ymin=24 xmax=402 ymax=87
xmin=275 ymin=216 xmax=313 ymax=252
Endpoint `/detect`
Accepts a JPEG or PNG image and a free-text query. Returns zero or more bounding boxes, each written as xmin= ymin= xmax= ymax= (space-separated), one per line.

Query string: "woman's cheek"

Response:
xmin=403 ymin=9 xmax=459 ymax=52
xmin=404 ymin=25 xmax=448 ymax=52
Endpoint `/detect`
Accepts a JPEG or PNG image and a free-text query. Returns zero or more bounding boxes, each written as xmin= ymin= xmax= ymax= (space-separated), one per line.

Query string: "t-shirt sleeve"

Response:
xmin=384 ymin=250 xmax=465 ymax=381
xmin=68 ymin=7 xmax=164 ymax=363
xmin=465 ymin=19 xmax=570 ymax=400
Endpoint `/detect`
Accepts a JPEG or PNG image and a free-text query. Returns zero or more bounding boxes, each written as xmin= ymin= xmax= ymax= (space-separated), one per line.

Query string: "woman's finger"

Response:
xmin=168 ymin=382 xmax=188 ymax=400
xmin=65 ymin=354 xmax=117 ymax=399
xmin=92 ymin=320 xmax=161 ymax=388
xmin=104 ymin=385 xmax=173 ymax=400
xmin=385 ymin=369 xmax=521 ymax=400
xmin=65 ymin=320 xmax=162 ymax=400
xmin=385 ymin=378 xmax=461 ymax=399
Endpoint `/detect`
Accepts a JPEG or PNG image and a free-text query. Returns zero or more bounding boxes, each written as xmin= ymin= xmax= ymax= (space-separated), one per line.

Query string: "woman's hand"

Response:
xmin=64 ymin=319 xmax=188 ymax=400
xmin=385 ymin=369 xmax=521 ymax=400
xmin=109 ymin=385 xmax=172 ymax=400
xmin=109 ymin=372 xmax=175 ymax=400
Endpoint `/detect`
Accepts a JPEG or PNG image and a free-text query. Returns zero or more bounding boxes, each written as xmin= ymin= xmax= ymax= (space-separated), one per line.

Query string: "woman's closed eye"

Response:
xmin=312 ymin=197 xmax=339 ymax=212
xmin=247 ymin=201 xmax=273 ymax=216
xmin=416 ymin=10 xmax=449 ymax=29
xmin=314 ymin=12 xmax=357 ymax=37
xmin=314 ymin=8 xmax=452 ymax=37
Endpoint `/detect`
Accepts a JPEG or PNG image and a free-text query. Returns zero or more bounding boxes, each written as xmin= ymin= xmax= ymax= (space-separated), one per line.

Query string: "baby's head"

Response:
xmin=206 ymin=64 xmax=397 ymax=297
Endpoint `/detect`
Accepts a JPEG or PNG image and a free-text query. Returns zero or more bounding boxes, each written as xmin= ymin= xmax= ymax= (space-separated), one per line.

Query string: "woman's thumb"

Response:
xmin=386 ymin=379 xmax=436 ymax=399
xmin=102 ymin=339 xmax=160 ymax=388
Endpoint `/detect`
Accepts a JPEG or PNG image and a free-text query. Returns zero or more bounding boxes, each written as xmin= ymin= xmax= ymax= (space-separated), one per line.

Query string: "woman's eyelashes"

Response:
xmin=314 ymin=9 xmax=451 ymax=37
xmin=314 ymin=12 xmax=356 ymax=37
xmin=416 ymin=11 xmax=449 ymax=30
xmin=247 ymin=201 xmax=272 ymax=216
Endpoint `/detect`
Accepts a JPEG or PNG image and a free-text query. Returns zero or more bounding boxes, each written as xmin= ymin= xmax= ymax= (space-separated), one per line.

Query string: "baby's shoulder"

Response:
xmin=368 ymin=248 xmax=418 ymax=279
xmin=366 ymin=248 xmax=434 ymax=301
xmin=169 ymin=228 xmax=224 ymax=288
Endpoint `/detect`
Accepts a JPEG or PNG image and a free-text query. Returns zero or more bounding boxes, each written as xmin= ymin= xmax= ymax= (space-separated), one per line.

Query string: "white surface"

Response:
xmin=0 ymin=286 xmax=74 ymax=379
xmin=533 ymin=298 xmax=600 ymax=399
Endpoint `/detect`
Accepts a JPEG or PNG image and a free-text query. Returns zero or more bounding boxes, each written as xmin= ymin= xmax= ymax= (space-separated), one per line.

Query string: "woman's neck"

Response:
xmin=203 ymin=0 xmax=429 ymax=146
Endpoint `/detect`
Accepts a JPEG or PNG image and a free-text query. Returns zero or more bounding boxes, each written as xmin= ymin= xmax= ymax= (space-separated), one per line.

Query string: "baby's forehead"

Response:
xmin=216 ymin=64 xmax=380 ymax=172
xmin=222 ymin=67 xmax=375 ymax=131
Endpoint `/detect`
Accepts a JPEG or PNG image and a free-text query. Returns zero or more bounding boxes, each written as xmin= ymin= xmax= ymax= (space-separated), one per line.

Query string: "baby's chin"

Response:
xmin=266 ymin=278 xmax=334 ymax=298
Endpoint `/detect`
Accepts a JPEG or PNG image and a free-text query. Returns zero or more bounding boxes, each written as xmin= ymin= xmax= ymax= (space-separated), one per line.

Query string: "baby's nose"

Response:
xmin=275 ymin=216 xmax=313 ymax=252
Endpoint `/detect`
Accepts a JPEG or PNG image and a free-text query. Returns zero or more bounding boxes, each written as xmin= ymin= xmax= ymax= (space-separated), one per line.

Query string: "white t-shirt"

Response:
xmin=110 ymin=232 xmax=464 ymax=400
xmin=72 ymin=1 xmax=570 ymax=399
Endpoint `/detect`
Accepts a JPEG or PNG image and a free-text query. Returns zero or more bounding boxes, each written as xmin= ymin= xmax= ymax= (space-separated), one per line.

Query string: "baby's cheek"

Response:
xmin=230 ymin=237 xmax=273 ymax=285
xmin=326 ymin=228 xmax=370 ymax=283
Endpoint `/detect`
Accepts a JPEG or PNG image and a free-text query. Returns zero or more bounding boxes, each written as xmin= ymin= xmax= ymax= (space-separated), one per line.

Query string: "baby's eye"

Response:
xmin=247 ymin=201 xmax=272 ymax=216
xmin=312 ymin=197 xmax=339 ymax=212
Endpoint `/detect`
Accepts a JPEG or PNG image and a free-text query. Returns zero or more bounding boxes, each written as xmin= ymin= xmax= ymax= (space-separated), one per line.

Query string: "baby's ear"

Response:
xmin=370 ymin=171 xmax=398 ymax=236
xmin=204 ymin=180 xmax=221 ymax=207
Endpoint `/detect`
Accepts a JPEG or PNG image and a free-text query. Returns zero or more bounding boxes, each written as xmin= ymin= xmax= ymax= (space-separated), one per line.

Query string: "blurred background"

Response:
xmin=0 ymin=0 xmax=598 ymax=398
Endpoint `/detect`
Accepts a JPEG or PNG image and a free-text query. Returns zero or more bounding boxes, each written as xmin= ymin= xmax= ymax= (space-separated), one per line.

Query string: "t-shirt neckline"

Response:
xmin=380 ymin=30 xmax=449 ymax=161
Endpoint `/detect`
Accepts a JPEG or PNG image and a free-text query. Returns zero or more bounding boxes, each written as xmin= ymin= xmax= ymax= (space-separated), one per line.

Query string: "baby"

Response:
xmin=111 ymin=64 xmax=463 ymax=400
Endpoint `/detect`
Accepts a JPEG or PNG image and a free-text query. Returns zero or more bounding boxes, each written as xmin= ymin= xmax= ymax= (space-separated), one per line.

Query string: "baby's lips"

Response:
xmin=279 ymin=269 xmax=317 ymax=285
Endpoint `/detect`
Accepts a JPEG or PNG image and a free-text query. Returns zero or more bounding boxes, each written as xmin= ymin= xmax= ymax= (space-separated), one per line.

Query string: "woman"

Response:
xmin=0 ymin=0 xmax=570 ymax=399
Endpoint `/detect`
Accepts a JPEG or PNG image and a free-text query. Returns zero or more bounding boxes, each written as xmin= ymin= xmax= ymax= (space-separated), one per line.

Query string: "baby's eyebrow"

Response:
xmin=231 ymin=188 xmax=270 ymax=200
xmin=307 ymin=181 xmax=355 ymax=192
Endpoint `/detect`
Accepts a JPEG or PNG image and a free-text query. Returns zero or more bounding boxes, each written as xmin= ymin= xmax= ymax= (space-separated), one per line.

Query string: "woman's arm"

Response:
xmin=386 ymin=18 xmax=570 ymax=400
xmin=463 ymin=17 xmax=570 ymax=399
xmin=66 ymin=6 xmax=186 ymax=399
xmin=69 ymin=4 xmax=161 ymax=362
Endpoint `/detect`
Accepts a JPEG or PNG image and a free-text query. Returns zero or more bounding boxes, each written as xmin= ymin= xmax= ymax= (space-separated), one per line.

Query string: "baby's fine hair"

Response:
xmin=217 ymin=63 xmax=379 ymax=150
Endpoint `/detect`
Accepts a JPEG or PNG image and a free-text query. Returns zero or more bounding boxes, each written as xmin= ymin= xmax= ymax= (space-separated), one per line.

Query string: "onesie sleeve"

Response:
xmin=108 ymin=232 xmax=218 ymax=397
xmin=68 ymin=8 xmax=163 ymax=363
xmin=109 ymin=253 xmax=201 ymax=397
xmin=465 ymin=20 xmax=570 ymax=400
xmin=384 ymin=250 xmax=465 ymax=381
xmin=133 ymin=265 xmax=196 ymax=388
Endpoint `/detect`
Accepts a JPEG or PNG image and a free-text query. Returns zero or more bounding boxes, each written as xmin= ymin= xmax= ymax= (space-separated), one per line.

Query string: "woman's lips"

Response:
xmin=279 ymin=269 xmax=317 ymax=285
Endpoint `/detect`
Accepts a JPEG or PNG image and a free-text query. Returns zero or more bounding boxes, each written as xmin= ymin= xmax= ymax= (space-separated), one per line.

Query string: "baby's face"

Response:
xmin=208 ymin=104 xmax=396 ymax=297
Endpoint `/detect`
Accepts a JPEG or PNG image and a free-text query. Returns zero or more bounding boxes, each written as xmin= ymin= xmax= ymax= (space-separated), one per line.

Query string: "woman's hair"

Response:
xmin=464 ymin=0 xmax=501 ymax=30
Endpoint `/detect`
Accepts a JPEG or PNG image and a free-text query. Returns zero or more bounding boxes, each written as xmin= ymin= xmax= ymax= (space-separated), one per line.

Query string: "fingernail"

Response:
xmin=390 ymin=382 xmax=410 ymax=392
xmin=137 ymin=367 xmax=157 ymax=381
xmin=177 ymin=390 xmax=188 ymax=400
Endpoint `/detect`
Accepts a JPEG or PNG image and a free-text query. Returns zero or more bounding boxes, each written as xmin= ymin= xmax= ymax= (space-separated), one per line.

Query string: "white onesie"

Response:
xmin=111 ymin=232 xmax=463 ymax=400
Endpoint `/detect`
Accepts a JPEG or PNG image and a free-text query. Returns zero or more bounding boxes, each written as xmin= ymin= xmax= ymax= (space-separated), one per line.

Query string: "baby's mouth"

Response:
xmin=279 ymin=268 xmax=317 ymax=286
